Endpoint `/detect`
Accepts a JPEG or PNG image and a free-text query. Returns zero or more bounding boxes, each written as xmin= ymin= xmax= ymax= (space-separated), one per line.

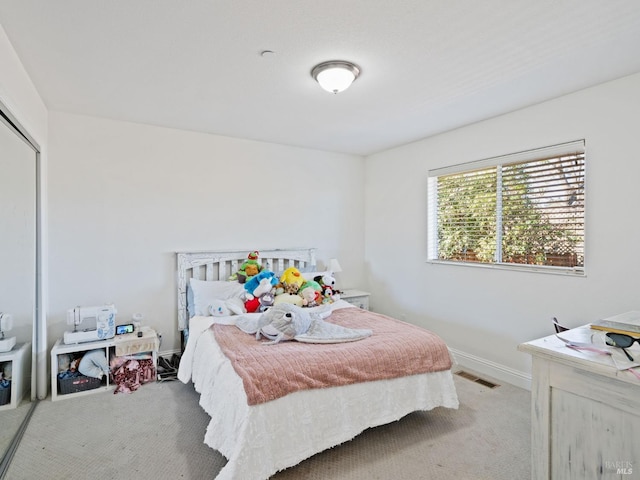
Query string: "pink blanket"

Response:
xmin=213 ymin=308 xmax=452 ymax=405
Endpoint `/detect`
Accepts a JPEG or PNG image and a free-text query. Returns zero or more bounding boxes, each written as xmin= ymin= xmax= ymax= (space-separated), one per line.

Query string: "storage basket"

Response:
xmin=58 ymin=375 xmax=101 ymax=395
xmin=0 ymin=383 xmax=10 ymax=405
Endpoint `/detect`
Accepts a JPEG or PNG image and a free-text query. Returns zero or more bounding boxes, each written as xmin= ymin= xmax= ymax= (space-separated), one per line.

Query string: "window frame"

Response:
xmin=427 ymin=140 xmax=586 ymax=276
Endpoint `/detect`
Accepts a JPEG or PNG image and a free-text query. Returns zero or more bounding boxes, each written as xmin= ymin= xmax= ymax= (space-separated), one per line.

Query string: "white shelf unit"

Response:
xmin=0 ymin=342 xmax=31 ymax=410
xmin=50 ymin=328 xmax=159 ymax=401
xmin=50 ymin=338 xmax=115 ymax=401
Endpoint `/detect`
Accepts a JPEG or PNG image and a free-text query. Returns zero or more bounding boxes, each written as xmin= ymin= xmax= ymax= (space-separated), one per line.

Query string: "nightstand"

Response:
xmin=340 ymin=290 xmax=370 ymax=310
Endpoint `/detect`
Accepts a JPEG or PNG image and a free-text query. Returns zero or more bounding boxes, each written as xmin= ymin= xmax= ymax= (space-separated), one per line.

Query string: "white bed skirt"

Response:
xmin=184 ymin=319 xmax=459 ymax=480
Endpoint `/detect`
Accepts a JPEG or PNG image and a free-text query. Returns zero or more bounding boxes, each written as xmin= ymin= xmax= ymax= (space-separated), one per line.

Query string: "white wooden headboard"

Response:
xmin=176 ymin=248 xmax=316 ymax=331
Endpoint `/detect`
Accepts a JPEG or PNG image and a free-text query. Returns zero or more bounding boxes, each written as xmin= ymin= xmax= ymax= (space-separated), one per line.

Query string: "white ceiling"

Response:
xmin=2 ymin=1 xmax=640 ymax=156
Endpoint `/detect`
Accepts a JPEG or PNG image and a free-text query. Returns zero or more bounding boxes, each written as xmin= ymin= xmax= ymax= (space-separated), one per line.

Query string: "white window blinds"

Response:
xmin=427 ymin=140 xmax=585 ymax=273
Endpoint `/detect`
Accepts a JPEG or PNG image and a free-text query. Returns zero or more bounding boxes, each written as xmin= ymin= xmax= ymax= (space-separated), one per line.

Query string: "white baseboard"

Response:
xmin=158 ymin=348 xmax=181 ymax=359
xmin=449 ymin=347 xmax=531 ymax=391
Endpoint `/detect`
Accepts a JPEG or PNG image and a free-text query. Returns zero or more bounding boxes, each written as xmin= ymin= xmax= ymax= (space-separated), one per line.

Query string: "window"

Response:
xmin=428 ymin=140 xmax=585 ymax=274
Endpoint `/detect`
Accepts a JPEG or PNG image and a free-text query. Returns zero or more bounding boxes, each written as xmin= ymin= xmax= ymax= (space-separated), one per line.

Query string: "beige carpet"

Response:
xmin=0 ymin=401 xmax=33 ymax=461
xmin=4 ymin=372 xmax=530 ymax=480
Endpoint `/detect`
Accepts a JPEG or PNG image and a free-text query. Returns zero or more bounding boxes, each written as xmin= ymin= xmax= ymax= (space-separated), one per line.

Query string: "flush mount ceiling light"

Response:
xmin=311 ymin=61 xmax=360 ymax=94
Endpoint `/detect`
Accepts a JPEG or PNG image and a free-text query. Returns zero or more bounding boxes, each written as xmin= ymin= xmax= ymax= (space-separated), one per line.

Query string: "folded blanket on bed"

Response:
xmin=213 ymin=308 xmax=453 ymax=405
xmin=235 ymin=303 xmax=372 ymax=344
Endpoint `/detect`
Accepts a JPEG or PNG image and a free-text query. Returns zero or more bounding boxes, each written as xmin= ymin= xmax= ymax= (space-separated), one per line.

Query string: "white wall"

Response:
xmin=47 ymin=112 xmax=365 ymax=352
xmin=0 ymin=25 xmax=47 ymax=142
xmin=364 ymin=72 xmax=640 ymax=387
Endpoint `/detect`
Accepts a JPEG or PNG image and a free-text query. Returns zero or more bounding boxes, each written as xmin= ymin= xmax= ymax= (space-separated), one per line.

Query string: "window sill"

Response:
xmin=427 ymin=259 xmax=586 ymax=277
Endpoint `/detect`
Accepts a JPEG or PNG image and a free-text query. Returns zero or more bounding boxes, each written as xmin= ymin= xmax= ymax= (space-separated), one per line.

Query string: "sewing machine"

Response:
xmin=63 ymin=304 xmax=117 ymax=344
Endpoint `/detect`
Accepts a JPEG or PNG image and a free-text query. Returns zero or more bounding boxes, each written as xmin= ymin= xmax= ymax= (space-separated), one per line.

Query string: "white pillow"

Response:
xmin=190 ymin=278 xmax=245 ymax=317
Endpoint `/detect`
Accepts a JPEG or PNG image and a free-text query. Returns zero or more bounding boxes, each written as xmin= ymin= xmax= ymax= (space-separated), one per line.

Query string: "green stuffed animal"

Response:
xmin=236 ymin=250 xmax=262 ymax=283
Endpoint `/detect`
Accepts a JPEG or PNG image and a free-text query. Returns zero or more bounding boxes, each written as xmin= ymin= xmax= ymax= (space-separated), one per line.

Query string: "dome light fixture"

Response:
xmin=311 ymin=60 xmax=360 ymax=94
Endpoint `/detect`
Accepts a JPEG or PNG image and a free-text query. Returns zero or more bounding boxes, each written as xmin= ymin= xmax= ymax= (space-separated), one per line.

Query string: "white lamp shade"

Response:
xmin=312 ymin=61 xmax=360 ymax=94
xmin=328 ymin=258 xmax=342 ymax=273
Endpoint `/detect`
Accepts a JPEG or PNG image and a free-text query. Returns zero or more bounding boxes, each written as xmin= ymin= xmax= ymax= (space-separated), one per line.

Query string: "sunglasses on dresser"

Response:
xmin=605 ymin=332 xmax=640 ymax=362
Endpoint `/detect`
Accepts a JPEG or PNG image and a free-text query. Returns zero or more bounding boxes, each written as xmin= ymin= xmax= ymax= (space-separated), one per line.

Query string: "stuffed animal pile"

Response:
xmin=229 ymin=251 xmax=341 ymax=313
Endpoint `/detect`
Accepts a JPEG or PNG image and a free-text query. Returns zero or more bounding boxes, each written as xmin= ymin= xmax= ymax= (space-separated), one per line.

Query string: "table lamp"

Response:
xmin=327 ymin=258 xmax=342 ymax=275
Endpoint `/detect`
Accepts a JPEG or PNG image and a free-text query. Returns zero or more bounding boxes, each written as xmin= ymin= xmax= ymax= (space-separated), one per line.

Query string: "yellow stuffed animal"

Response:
xmin=279 ymin=267 xmax=305 ymax=290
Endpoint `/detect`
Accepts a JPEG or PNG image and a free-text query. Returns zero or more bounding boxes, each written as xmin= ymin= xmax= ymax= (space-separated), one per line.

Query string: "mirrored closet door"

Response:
xmin=0 ymin=103 xmax=39 ymax=473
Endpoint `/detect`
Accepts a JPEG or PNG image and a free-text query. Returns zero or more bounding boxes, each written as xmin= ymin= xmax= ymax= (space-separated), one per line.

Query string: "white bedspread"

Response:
xmin=178 ymin=302 xmax=459 ymax=480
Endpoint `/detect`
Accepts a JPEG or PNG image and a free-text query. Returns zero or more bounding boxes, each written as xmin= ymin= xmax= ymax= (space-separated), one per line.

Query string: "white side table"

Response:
xmin=0 ymin=342 xmax=31 ymax=410
xmin=340 ymin=290 xmax=370 ymax=310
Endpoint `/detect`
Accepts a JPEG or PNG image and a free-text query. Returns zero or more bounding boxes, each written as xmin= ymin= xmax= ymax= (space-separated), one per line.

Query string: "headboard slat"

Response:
xmin=206 ymin=264 xmax=214 ymax=281
xmin=264 ymin=258 xmax=273 ymax=272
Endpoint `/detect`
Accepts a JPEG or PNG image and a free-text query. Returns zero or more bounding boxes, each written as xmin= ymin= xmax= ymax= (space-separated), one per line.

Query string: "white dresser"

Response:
xmin=519 ymin=327 xmax=639 ymax=479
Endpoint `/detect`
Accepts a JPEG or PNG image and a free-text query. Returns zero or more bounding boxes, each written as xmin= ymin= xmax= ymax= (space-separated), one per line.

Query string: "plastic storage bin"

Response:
xmin=0 ymin=382 xmax=11 ymax=405
xmin=57 ymin=375 xmax=101 ymax=395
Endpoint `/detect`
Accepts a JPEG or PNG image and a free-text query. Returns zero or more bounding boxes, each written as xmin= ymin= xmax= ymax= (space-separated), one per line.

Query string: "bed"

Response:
xmin=176 ymin=248 xmax=459 ymax=480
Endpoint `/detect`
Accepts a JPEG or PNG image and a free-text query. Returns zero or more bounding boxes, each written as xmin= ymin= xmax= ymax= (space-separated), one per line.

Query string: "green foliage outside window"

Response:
xmin=436 ymin=157 xmax=584 ymax=268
